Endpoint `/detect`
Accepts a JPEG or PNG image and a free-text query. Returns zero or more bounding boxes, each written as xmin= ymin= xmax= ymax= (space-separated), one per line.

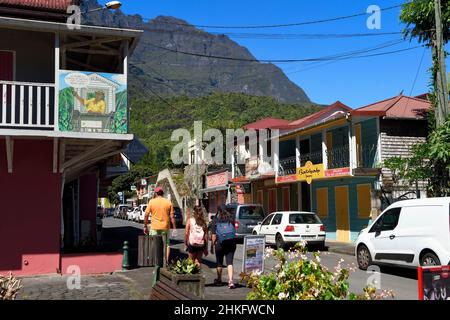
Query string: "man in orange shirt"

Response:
xmin=143 ymin=187 xmax=177 ymax=265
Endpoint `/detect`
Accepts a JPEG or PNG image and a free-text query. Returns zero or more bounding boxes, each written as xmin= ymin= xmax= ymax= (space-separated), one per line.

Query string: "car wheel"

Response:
xmin=275 ymin=233 xmax=285 ymax=250
xmin=357 ymin=244 xmax=372 ymax=271
xmin=420 ymin=252 xmax=441 ymax=266
xmin=252 ymin=231 xmax=257 ymax=235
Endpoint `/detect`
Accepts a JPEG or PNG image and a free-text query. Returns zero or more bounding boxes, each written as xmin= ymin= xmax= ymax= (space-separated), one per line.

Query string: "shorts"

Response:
xmin=187 ymin=244 xmax=206 ymax=254
xmin=215 ymin=239 xmax=236 ymax=267
xmin=150 ymin=229 xmax=170 ymax=247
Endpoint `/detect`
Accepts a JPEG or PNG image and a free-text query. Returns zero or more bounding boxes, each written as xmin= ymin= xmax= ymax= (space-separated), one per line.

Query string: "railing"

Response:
xmin=0 ymin=80 xmax=55 ymax=129
xmin=299 ymin=151 xmax=323 ymax=167
xmin=356 ymin=143 xmax=378 ymax=168
xmin=326 ymin=144 xmax=350 ymax=169
xmin=278 ymin=156 xmax=297 ymax=176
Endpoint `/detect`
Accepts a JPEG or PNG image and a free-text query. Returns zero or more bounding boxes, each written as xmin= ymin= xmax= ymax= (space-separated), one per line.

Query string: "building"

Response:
xmin=0 ymin=0 xmax=142 ymax=275
xmin=235 ymin=95 xmax=430 ymax=243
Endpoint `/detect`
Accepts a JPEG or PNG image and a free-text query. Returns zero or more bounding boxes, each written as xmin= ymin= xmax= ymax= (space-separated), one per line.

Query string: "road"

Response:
xmin=103 ymin=217 xmax=418 ymax=300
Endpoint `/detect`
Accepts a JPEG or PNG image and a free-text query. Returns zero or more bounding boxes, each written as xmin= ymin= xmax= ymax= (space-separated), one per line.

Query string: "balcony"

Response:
xmin=356 ymin=143 xmax=377 ymax=168
xmin=0 ymin=81 xmax=56 ymax=129
xmin=326 ymin=144 xmax=350 ymax=169
xmin=278 ymin=156 xmax=296 ymax=176
xmin=299 ymin=151 xmax=323 ymax=167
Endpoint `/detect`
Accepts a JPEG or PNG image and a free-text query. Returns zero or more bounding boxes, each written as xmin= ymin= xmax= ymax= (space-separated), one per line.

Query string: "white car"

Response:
xmin=127 ymin=207 xmax=140 ymax=221
xmin=356 ymin=197 xmax=450 ymax=270
xmin=137 ymin=204 xmax=148 ymax=223
xmin=252 ymin=211 xmax=326 ymax=249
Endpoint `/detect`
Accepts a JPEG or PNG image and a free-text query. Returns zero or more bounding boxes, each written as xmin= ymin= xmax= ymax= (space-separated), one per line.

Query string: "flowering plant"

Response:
xmin=241 ymin=242 xmax=394 ymax=300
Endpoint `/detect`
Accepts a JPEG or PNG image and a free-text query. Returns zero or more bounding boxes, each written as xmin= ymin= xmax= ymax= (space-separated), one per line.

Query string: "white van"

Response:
xmin=356 ymin=197 xmax=450 ymax=270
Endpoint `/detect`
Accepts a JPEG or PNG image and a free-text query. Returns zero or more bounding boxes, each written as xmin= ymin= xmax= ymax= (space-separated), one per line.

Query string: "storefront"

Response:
xmin=202 ymin=170 xmax=231 ymax=214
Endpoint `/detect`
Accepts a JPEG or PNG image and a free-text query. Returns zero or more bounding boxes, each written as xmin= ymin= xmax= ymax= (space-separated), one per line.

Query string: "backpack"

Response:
xmin=215 ymin=220 xmax=236 ymax=244
xmin=189 ymin=218 xmax=205 ymax=246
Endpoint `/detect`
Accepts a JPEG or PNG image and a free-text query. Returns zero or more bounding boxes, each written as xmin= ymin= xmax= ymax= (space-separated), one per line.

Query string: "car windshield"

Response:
xmin=289 ymin=213 xmax=321 ymax=224
xmin=238 ymin=206 xmax=265 ymax=219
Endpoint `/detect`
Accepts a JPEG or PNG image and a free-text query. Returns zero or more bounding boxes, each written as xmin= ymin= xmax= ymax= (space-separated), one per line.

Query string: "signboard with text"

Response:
xmin=242 ymin=235 xmax=266 ymax=274
xmin=296 ymin=161 xmax=324 ymax=184
xmin=206 ymin=171 xmax=230 ymax=188
xmin=324 ymin=167 xmax=351 ymax=178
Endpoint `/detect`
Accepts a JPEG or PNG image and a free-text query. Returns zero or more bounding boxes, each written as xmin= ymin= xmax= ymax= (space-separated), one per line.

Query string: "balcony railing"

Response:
xmin=326 ymin=144 xmax=350 ymax=169
xmin=299 ymin=151 xmax=323 ymax=167
xmin=278 ymin=156 xmax=297 ymax=176
xmin=0 ymin=81 xmax=55 ymax=129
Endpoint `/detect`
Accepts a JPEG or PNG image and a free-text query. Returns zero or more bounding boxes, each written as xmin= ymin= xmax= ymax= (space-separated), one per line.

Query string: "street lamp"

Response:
xmin=85 ymin=1 xmax=122 ymax=14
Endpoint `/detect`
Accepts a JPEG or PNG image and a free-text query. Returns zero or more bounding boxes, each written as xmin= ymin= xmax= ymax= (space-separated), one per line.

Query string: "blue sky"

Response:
xmin=100 ymin=0 xmax=449 ymax=108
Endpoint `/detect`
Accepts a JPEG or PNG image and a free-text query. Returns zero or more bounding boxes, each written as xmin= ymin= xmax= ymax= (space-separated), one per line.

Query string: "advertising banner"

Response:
xmin=242 ymin=235 xmax=266 ymax=274
xmin=59 ymin=70 xmax=128 ymax=134
xmin=418 ymin=266 xmax=450 ymax=300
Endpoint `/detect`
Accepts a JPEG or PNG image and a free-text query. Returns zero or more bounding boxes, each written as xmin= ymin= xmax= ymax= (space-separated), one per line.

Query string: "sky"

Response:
xmin=99 ymin=0 xmax=449 ymax=108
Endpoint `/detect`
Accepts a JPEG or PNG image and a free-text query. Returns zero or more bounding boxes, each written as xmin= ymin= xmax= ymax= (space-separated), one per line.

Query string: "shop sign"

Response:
xmin=276 ymin=174 xmax=297 ymax=184
xmin=296 ymin=161 xmax=324 ymax=184
xmin=141 ymin=179 xmax=147 ymax=186
xmin=324 ymin=167 xmax=351 ymax=178
xmin=207 ymin=171 xmax=229 ymax=188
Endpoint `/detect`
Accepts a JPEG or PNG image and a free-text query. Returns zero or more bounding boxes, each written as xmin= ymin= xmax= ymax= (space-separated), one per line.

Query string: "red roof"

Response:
xmin=286 ymin=101 xmax=351 ymax=129
xmin=0 ymin=0 xmax=76 ymax=11
xmin=352 ymin=94 xmax=430 ymax=119
xmin=244 ymin=117 xmax=290 ymax=130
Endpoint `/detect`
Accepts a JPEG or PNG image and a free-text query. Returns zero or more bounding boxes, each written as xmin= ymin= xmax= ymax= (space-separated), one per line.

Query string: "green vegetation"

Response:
xmin=130 ymin=92 xmax=321 ymax=173
xmin=58 ymin=87 xmax=74 ymax=132
xmin=111 ymin=90 xmax=128 ymax=133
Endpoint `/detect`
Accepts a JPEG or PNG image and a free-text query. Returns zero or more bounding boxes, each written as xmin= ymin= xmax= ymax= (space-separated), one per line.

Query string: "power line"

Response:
xmin=141 ymin=4 xmax=403 ymax=29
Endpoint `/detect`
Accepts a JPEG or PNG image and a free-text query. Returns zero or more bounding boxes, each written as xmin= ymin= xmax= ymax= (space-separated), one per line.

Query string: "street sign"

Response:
xmin=141 ymin=179 xmax=147 ymax=186
xmin=118 ymin=192 xmax=123 ymax=196
xmin=131 ymin=185 xmax=136 ymax=191
xmin=242 ymin=235 xmax=266 ymax=274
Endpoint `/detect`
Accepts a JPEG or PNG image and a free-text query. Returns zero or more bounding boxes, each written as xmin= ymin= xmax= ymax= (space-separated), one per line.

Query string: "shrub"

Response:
xmin=0 ymin=273 xmax=23 ymax=300
xmin=169 ymin=258 xmax=200 ymax=275
xmin=241 ymin=243 xmax=394 ymax=300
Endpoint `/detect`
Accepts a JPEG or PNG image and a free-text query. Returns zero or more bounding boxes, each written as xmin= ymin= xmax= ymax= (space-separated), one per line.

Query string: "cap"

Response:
xmin=154 ymin=187 xmax=163 ymax=194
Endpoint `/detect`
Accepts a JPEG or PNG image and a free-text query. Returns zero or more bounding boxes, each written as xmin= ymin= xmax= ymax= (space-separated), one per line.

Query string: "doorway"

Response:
xmin=335 ymin=186 xmax=350 ymax=242
xmin=300 ymin=182 xmax=311 ymax=212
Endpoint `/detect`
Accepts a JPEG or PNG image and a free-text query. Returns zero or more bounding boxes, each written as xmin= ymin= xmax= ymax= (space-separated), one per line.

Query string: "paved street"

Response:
xmin=17 ymin=217 xmax=418 ymax=300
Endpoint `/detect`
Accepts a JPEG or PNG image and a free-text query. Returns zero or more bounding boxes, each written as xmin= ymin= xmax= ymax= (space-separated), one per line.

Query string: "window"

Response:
xmin=355 ymin=123 xmax=362 ymax=166
xmin=316 ymin=188 xmax=328 ymax=218
xmin=238 ymin=205 xmax=265 ymax=219
xmin=262 ymin=214 xmax=274 ymax=226
xmin=370 ymin=208 xmax=401 ymax=232
xmin=357 ymin=184 xmax=371 ymax=218
xmin=289 ymin=214 xmax=322 ymax=224
xmin=271 ymin=214 xmax=283 ymax=225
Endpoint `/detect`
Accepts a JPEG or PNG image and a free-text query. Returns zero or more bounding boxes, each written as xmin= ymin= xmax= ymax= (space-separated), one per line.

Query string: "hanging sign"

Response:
xmin=296 ymin=161 xmax=324 ymax=184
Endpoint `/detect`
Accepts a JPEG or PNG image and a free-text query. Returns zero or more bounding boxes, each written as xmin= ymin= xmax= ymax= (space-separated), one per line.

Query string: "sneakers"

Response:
xmin=228 ymin=282 xmax=235 ymax=289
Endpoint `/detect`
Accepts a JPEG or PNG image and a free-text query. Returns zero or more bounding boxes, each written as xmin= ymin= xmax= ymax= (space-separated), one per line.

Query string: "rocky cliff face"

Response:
xmin=81 ymin=0 xmax=311 ymax=103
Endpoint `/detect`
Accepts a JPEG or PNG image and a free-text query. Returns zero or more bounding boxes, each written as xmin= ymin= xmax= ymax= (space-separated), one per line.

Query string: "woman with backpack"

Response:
xmin=210 ymin=204 xmax=237 ymax=289
xmin=185 ymin=205 xmax=208 ymax=267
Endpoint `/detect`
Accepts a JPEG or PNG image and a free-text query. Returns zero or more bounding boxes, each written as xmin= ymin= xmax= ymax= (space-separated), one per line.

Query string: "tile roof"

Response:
xmin=244 ymin=117 xmax=291 ymax=130
xmin=352 ymin=94 xmax=430 ymax=119
xmin=0 ymin=0 xmax=76 ymax=11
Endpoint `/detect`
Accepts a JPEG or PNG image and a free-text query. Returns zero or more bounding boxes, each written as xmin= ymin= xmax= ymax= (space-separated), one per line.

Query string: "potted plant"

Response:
xmin=161 ymin=258 xmax=205 ymax=298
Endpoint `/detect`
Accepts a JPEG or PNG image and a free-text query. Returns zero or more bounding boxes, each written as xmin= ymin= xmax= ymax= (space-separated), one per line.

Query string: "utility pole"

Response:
xmin=434 ymin=0 xmax=449 ymax=126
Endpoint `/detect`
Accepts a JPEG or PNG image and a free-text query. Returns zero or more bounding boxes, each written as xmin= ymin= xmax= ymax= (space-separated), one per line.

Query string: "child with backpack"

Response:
xmin=210 ymin=204 xmax=237 ymax=289
xmin=185 ymin=206 xmax=208 ymax=267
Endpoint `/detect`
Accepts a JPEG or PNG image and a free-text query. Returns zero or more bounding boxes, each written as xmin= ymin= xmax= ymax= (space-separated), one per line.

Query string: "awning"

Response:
xmin=200 ymin=185 xmax=229 ymax=193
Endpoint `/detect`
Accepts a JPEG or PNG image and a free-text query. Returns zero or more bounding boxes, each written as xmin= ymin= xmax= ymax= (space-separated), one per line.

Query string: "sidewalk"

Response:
xmin=326 ymin=240 xmax=356 ymax=256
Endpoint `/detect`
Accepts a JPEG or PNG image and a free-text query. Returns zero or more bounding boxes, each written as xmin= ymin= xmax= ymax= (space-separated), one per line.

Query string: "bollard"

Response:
xmin=122 ymin=241 xmax=130 ymax=271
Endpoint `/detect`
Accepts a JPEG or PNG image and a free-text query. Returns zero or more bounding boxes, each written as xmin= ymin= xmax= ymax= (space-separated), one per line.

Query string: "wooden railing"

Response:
xmin=0 ymin=80 xmax=56 ymax=129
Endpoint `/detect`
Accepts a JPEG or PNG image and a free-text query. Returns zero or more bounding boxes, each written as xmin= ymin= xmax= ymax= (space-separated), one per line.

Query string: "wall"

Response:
xmin=79 ymin=173 xmax=98 ymax=244
xmin=0 ymin=139 xmax=61 ymax=275
xmin=312 ymin=177 xmax=376 ymax=242
xmin=0 ymin=29 xmax=54 ymax=83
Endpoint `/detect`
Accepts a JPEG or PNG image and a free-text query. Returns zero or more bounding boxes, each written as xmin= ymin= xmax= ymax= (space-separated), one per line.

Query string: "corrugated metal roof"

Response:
xmin=352 ymin=94 xmax=430 ymax=119
xmin=0 ymin=0 xmax=76 ymax=11
xmin=244 ymin=117 xmax=290 ymax=130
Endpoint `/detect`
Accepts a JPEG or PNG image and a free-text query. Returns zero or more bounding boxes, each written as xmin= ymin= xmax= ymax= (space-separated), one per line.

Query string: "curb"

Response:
xmin=326 ymin=247 xmax=356 ymax=257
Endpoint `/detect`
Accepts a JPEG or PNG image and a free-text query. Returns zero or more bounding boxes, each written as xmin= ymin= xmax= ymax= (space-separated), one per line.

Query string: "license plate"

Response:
xmin=302 ymin=235 xmax=316 ymax=239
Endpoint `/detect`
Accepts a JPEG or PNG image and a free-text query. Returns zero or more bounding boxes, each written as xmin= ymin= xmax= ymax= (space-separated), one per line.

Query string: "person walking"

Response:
xmin=185 ymin=205 xmax=208 ymax=267
xmin=210 ymin=204 xmax=237 ymax=289
xmin=143 ymin=187 xmax=177 ymax=265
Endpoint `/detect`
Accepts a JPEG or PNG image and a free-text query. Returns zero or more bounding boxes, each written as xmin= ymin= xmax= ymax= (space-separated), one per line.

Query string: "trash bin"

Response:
xmin=138 ymin=235 xmax=163 ymax=267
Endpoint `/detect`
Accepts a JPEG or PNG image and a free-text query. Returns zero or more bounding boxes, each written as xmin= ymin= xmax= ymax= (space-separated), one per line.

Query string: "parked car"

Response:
xmin=137 ymin=204 xmax=148 ymax=223
xmin=210 ymin=203 xmax=265 ymax=239
xmin=356 ymin=197 xmax=450 ymax=270
xmin=252 ymin=211 xmax=326 ymax=249
xmin=127 ymin=207 xmax=140 ymax=221
xmin=114 ymin=204 xmax=131 ymax=219
xmin=173 ymin=207 xmax=184 ymax=227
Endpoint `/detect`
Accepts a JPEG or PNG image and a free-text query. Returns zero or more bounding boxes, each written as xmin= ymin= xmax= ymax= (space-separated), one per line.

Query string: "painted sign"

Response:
xmin=276 ymin=174 xmax=297 ymax=184
xmin=418 ymin=266 xmax=450 ymax=300
xmin=59 ymin=70 xmax=127 ymax=134
xmin=297 ymin=161 xmax=324 ymax=184
xmin=242 ymin=235 xmax=266 ymax=274
xmin=207 ymin=171 xmax=230 ymax=188
xmin=325 ymin=167 xmax=351 ymax=178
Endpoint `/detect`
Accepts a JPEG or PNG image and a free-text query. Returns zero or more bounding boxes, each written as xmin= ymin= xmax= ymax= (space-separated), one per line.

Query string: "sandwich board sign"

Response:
xmin=242 ymin=235 xmax=266 ymax=274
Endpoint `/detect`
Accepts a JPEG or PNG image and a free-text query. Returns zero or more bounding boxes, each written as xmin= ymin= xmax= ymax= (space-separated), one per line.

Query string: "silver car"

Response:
xmin=225 ymin=203 xmax=266 ymax=239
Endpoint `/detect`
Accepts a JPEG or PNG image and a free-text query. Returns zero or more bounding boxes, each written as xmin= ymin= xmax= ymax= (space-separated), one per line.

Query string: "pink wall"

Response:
xmin=61 ymin=253 xmax=122 ymax=275
xmin=79 ymin=173 xmax=98 ymax=242
xmin=0 ymin=139 xmax=62 ymax=276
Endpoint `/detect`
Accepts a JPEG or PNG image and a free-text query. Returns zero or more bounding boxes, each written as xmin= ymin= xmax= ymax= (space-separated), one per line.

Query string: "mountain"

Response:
xmin=81 ymin=0 xmax=311 ymax=103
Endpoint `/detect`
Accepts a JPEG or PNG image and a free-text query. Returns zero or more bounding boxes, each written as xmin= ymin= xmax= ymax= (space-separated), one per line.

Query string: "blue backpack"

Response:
xmin=216 ymin=221 xmax=236 ymax=244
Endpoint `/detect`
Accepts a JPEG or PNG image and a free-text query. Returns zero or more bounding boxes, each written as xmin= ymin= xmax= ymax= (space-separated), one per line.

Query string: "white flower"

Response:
xmin=278 ymin=292 xmax=289 ymax=300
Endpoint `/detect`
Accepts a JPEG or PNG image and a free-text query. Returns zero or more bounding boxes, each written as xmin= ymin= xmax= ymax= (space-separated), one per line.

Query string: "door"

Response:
xmin=268 ymin=188 xmax=277 ymax=214
xmin=258 ymin=213 xmax=274 ymax=242
xmin=335 ymin=186 xmax=350 ymax=242
xmin=282 ymin=187 xmax=290 ymax=211
xmin=300 ymin=182 xmax=311 ymax=211
xmin=368 ymin=207 xmax=402 ymax=263
xmin=266 ymin=213 xmax=283 ymax=243
xmin=0 ymin=51 xmax=14 ymax=80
